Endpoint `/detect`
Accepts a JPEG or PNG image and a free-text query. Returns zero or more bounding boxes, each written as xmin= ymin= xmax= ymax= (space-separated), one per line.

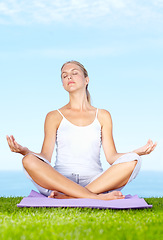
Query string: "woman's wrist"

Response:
xmin=21 ymin=147 xmax=30 ymax=156
xmin=132 ymin=150 xmax=142 ymax=156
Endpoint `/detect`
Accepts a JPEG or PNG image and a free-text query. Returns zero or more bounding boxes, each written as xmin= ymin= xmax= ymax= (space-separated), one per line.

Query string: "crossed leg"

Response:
xmin=85 ymin=160 xmax=138 ymax=194
xmin=49 ymin=160 xmax=138 ymax=199
xmin=22 ymin=153 xmax=141 ymax=199
xmin=22 ymin=154 xmax=125 ymax=200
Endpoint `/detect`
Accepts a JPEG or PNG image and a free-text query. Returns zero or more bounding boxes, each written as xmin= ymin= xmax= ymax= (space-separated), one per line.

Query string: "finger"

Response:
xmin=146 ymin=139 xmax=154 ymax=149
xmin=146 ymin=144 xmax=156 ymax=154
xmin=146 ymin=145 xmax=153 ymax=152
xmin=12 ymin=136 xmax=21 ymax=150
xmin=6 ymin=136 xmax=18 ymax=152
xmin=144 ymin=146 xmax=152 ymax=154
xmin=147 ymin=139 xmax=151 ymax=145
xmin=12 ymin=137 xmax=19 ymax=149
xmin=14 ymin=141 xmax=21 ymax=152
xmin=9 ymin=136 xmax=16 ymax=151
xmin=146 ymin=148 xmax=152 ymax=154
xmin=148 ymin=139 xmax=153 ymax=147
xmin=148 ymin=139 xmax=154 ymax=148
xmin=145 ymin=139 xmax=151 ymax=149
xmin=153 ymin=141 xmax=157 ymax=147
xmin=14 ymin=140 xmax=19 ymax=148
xmin=7 ymin=136 xmax=13 ymax=148
xmin=13 ymin=138 xmax=18 ymax=145
xmin=11 ymin=135 xmax=15 ymax=142
xmin=6 ymin=135 xmax=10 ymax=144
xmin=150 ymin=142 xmax=157 ymax=152
xmin=149 ymin=141 xmax=157 ymax=150
xmin=145 ymin=145 xmax=151 ymax=152
xmin=150 ymin=139 xmax=153 ymax=146
xmin=10 ymin=136 xmax=16 ymax=146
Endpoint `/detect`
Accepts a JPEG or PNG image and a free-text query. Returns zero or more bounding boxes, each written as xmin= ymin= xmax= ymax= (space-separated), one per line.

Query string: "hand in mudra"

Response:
xmin=6 ymin=135 xmax=29 ymax=156
xmin=134 ymin=139 xmax=157 ymax=156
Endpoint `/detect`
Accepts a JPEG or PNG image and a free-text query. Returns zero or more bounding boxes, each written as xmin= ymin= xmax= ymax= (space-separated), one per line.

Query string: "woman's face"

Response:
xmin=61 ymin=63 xmax=89 ymax=93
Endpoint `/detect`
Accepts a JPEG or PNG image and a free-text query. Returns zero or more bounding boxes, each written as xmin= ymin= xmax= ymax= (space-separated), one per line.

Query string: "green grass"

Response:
xmin=0 ymin=197 xmax=163 ymax=240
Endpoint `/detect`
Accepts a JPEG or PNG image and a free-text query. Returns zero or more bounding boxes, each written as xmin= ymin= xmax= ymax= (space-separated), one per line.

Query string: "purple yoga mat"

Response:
xmin=17 ymin=190 xmax=152 ymax=209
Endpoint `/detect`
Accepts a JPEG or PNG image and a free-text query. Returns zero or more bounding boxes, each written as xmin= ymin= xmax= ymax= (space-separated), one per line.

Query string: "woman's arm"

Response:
xmin=99 ymin=109 xmax=157 ymax=165
xmin=40 ymin=111 xmax=60 ymax=162
xmin=6 ymin=110 xmax=61 ymax=163
xmin=99 ymin=109 xmax=117 ymax=165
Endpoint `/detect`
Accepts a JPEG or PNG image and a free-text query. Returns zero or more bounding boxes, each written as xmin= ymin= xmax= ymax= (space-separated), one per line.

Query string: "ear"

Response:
xmin=85 ymin=76 xmax=89 ymax=85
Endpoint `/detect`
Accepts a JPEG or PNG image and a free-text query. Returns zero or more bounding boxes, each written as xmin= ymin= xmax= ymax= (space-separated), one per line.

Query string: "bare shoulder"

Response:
xmin=46 ymin=110 xmax=61 ymax=120
xmin=45 ymin=110 xmax=62 ymax=129
xmin=98 ymin=109 xmax=112 ymax=127
xmin=98 ymin=109 xmax=112 ymax=121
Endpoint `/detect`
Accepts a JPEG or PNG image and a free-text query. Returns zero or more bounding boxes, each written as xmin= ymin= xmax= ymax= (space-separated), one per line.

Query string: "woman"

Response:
xmin=6 ymin=60 xmax=157 ymax=200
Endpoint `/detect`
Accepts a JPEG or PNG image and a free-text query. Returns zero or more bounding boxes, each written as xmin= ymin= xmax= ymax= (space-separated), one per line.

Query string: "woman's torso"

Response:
xmin=54 ymin=108 xmax=103 ymax=177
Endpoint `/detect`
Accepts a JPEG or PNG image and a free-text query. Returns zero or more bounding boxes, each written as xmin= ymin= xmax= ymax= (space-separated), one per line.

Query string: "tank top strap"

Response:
xmin=57 ymin=109 xmax=64 ymax=118
xmin=95 ymin=108 xmax=98 ymax=119
xmin=58 ymin=109 xmax=98 ymax=119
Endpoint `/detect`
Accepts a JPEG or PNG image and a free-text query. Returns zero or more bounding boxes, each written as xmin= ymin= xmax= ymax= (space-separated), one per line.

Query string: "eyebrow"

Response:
xmin=61 ymin=68 xmax=79 ymax=76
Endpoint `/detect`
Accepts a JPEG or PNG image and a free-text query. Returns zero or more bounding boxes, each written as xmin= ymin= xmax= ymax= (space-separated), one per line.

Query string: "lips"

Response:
xmin=68 ymin=81 xmax=75 ymax=85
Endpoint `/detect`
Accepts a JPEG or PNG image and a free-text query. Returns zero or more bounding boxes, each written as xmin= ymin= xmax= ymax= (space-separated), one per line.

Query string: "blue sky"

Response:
xmin=0 ymin=0 xmax=163 ymax=172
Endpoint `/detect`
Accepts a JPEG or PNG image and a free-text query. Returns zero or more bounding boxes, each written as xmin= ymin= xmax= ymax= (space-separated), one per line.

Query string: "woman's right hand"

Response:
xmin=6 ymin=135 xmax=30 ymax=156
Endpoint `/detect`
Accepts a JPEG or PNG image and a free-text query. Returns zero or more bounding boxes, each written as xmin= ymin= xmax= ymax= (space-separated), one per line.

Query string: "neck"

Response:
xmin=68 ymin=90 xmax=90 ymax=111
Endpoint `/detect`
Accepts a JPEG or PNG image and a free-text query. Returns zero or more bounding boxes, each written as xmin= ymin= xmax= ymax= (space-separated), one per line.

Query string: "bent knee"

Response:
xmin=22 ymin=153 xmax=37 ymax=170
xmin=130 ymin=160 xmax=138 ymax=170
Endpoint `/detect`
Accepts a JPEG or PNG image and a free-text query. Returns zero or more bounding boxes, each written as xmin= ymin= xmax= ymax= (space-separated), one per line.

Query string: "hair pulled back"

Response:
xmin=61 ymin=60 xmax=91 ymax=104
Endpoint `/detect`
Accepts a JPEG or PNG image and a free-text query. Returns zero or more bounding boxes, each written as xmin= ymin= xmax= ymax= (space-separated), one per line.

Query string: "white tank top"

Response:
xmin=54 ymin=109 xmax=103 ymax=177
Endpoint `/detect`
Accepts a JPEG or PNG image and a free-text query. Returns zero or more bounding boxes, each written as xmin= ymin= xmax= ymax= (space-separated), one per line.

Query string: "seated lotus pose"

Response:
xmin=7 ymin=60 xmax=157 ymax=200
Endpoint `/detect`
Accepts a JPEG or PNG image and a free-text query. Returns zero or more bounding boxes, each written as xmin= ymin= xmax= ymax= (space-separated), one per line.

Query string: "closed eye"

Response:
xmin=61 ymin=69 xmax=79 ymax=79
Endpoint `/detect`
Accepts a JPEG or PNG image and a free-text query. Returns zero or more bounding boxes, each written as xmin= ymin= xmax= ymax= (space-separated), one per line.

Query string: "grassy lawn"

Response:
xmin=0 ymin=197 xmax=163 ymax=240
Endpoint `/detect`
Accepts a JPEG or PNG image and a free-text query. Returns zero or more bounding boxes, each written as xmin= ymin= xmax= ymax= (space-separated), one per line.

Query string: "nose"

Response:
xmin=67 ymin=74 xmax=72 ymax=80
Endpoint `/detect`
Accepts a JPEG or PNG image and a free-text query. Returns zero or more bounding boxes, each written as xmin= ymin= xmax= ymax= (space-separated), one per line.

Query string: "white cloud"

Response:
xmin=0 ymin=46 xmax=122 ymax=60
xmin=0 ymin=0 xmax=162 ymax=26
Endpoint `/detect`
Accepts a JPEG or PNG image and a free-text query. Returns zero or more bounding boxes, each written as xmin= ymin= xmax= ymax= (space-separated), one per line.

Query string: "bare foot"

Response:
xmin=98 ymin=191 xmax=125 ymax=200
xmin=48 ymin=190 xmax=75 ymax=199
xmin=48 ymin=190 xmax=125 ymax=200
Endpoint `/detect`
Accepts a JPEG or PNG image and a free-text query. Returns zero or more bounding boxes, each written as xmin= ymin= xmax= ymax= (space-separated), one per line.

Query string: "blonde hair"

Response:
xmin=61 ymin=60 xmax=91 ymax=104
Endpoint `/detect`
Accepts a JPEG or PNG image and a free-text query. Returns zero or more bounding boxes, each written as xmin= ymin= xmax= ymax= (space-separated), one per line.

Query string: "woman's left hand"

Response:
xmin=133 ymin=139 xmax=157 ymax=156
